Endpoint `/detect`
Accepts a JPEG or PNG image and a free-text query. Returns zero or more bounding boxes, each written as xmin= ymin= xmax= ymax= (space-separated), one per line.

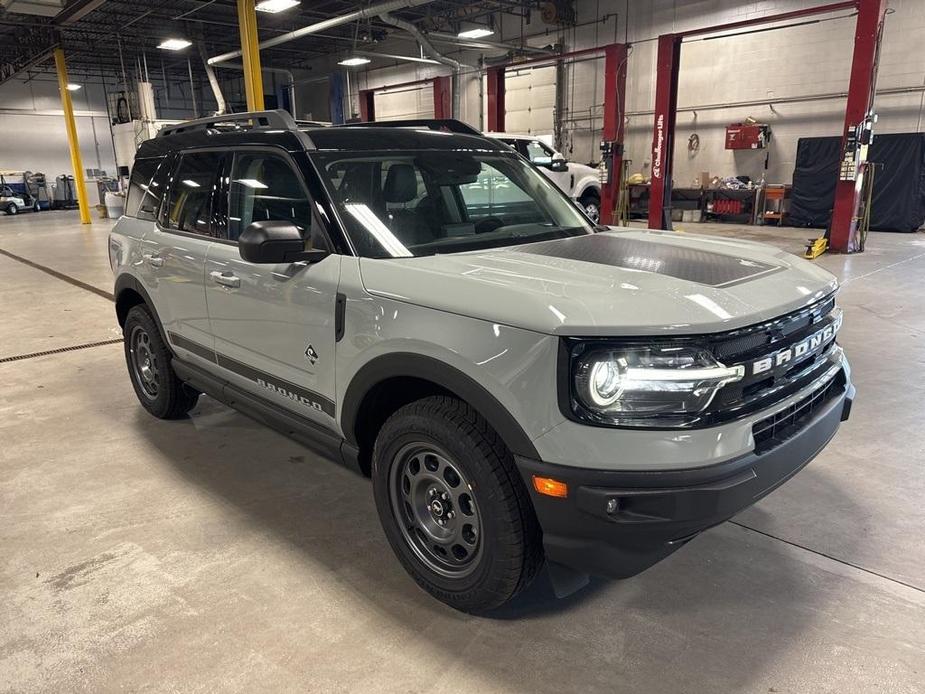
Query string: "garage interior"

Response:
xmin=1 ymin=0 xmax=924 ymax=691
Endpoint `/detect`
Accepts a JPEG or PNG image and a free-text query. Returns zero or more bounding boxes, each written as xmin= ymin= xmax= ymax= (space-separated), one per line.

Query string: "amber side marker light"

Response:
xmin=533 ymin=475 xmax=569 ymax=498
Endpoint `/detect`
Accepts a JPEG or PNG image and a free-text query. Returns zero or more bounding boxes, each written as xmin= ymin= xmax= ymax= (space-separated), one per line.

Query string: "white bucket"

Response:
xmin=104 ymin=191 xmax=125 ymax=219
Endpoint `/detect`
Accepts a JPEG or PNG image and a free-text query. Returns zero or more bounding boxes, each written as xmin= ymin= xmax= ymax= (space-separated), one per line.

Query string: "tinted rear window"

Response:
xmin=125 ymin=157 xmax=162 ymax=218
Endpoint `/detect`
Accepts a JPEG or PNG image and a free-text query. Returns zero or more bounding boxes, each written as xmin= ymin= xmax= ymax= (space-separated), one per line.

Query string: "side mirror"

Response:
xmin=549 ymin=153 xmax=568 ymax=172
xmin=238 ymin=220 xmax=328 ymax=264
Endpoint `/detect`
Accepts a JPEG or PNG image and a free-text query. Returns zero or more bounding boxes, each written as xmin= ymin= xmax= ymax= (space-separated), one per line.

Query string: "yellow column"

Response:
xmin=53 ymin=48 xmax=91 ymax=224
xmin=237 ymin=0 xmax=264 ymax=111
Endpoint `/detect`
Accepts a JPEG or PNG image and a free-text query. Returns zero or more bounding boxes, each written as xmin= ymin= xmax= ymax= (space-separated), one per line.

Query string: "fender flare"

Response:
xmin=114 ymin=273 xmax=169 ymax=345
xmin=340 ymin=352 xmax=539 ymax=460
xmin=574 ymin=179 xmax=601 ymax=201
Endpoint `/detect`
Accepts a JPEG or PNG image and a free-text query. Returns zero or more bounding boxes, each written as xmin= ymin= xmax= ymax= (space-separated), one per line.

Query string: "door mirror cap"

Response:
xmin=238 ymin=220 xmax=328 ymax=264
xmin=549 ymin=153 xmax=568 ymax=172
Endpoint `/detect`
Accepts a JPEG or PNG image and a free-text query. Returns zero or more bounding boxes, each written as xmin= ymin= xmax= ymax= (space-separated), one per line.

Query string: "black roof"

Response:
xmin=304 ymin=126 xmax=507 ymax=153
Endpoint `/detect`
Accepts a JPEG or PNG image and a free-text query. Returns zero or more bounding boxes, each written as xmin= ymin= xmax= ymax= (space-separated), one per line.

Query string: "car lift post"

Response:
xmin=433 ymin=76 xmax=452 ymax=120
xmin=486 ymin=67 xmax=505 ymax=132
xmin=600 ymin=43 xmax=629 ymax=225
xmin=647 ymin=1 xmax=871 ymax=235
xmin=236 ymin=0 xmax=264 ymax=111
xmin=828 ymin=0 xmax=888 ymax=253
xmin=358 ymin=88 xmax=375 ymax=122
xmin=53 ymin=47 xmax=91 ymax=225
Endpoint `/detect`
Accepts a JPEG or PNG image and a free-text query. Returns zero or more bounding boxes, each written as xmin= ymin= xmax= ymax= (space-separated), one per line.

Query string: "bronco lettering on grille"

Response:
xmin=750 ymin=314 xmax=841 ymax=376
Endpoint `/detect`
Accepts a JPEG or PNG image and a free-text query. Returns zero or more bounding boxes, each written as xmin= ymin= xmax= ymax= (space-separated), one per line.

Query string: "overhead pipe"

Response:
xmin=426 ymin=32 xmax=555 ymax=55
xmin=207 ymin=0 xmax=435 ymax=65
xmin=199 ymin=43 xmax=227 ymax=115
xmin=378 ymin=12 xmax=465 ymax=119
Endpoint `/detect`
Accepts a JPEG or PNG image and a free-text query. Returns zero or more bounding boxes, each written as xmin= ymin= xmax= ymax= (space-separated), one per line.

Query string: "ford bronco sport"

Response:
xmin=111 ymin=111 xmax=853 ymax=612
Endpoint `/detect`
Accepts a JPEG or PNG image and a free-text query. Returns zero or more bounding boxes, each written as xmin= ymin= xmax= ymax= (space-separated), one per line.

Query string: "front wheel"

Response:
xmin=372 ymin=396 xmax=543 ymax=612
xmin=123 ymin=304 xmax=199 ymax=419
xmin=579 ymin=191 xmax=601 ymax=224
xmin=5 ymin=204 xmax=18 ymax=215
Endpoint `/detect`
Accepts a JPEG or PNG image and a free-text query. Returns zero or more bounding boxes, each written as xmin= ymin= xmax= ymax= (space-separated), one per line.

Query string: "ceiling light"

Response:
xmin=66 ymin=83 xmax=82 ymax=91
xmin=256 ymin=0 xmax=300 ymax=12
xmin=158 ymin=38 xmax=192 ymax=51
xmin=457 ymin=27 xmax=494 ymax=39
xmin=338 ymin=57 xmax=371 ymax=67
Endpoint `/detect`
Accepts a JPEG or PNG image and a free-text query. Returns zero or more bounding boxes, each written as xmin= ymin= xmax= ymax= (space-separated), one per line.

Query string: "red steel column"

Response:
xmin=486 ymin=67 xmax=505 ymax=132
xmin=358 ymin=89 xmax=375 ymax=122
xmin=433 ymin=76 xmax=452 ymax=119
xmin=600 ymin=43 xmax=628 ymax=225
xmin=828 ymin=0 xmax=888 ymax=252
xmin=648 ymin=34 xmax=682 ymax=230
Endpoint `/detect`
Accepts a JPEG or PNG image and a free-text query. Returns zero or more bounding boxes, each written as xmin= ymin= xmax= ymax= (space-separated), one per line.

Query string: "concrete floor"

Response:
xmin=1 ymin=210 xmax=923 ymax=693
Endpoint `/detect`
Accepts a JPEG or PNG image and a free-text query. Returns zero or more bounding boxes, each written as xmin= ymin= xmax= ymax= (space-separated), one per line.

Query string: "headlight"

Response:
xmin=572 ymin=344 xmax=744 ymax=427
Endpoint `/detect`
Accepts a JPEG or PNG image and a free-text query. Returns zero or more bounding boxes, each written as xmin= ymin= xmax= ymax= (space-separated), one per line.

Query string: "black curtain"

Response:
xmin=789 ymin=133 xmax=925 ymax=232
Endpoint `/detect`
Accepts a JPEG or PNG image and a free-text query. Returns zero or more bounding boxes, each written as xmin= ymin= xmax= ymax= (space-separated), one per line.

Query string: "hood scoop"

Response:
xmin=513 ymin=234 xmax=783 ymax=288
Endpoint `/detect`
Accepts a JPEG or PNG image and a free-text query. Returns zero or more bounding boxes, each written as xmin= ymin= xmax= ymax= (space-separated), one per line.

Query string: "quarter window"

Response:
xmin=164 ymin=151 xmax=224 ymax=236
xmin=128 ymin=156 xmax=166 ymax=221
xmin=227 ymin=152 xmax=313 ymax=241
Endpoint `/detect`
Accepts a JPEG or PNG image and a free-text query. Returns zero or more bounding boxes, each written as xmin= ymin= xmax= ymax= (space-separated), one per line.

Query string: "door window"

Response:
xmin=524 ymin=140 xmax=554 ymax=166
xmin=164 ymin=151 xmax=224 ymax=236
xmin=227 ymin=152 xmax=313 ymax=241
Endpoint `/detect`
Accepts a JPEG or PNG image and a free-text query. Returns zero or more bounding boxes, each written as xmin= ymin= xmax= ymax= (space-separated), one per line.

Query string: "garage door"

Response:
xmin=487 ymin=65 xmax=556 ymax=136
xmin=374 ymin=85 xmax=435 ymax=121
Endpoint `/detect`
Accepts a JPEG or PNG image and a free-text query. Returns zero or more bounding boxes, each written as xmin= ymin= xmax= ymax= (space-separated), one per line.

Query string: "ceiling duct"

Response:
xmin=207 ymin=0 xmax=435 ymax=65
xmin=0 ymin=0 xmax=65 ymax=17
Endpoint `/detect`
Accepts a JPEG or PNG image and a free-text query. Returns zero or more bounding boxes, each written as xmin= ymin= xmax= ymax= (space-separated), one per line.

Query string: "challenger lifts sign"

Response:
xmin=652 ymin=114 xmax=665 ymax=180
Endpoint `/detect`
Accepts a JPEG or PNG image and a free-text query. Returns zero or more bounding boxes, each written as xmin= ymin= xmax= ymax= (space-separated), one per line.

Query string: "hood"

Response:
xmin=358 ymin=229 xmax=839 ymax=336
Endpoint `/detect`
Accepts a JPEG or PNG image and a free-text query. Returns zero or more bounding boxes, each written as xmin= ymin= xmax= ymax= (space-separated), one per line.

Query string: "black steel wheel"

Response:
xmin=390 ymin=443 xmax=483 ymax=578
xmin=579 ymin=191 xmax=601 ymax=224
xmin=123 ymin=304 xmax=199 ymax=419
xmin=372 ymin=396 xmax=543 ymax=612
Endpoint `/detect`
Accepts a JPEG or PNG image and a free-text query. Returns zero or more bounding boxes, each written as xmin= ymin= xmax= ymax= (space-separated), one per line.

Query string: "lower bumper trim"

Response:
xmin=516 ymin=382 xmax=852 ymax=579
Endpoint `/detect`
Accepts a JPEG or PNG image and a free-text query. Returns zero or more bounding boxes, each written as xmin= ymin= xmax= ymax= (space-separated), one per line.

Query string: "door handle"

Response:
xmin=210 ymin=270 xmax=241 ymax=288
xmin=143 ymin=253 xmax=164 ymax=268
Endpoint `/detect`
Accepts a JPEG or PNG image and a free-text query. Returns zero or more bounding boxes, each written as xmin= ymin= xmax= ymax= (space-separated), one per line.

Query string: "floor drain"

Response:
xmin=0 ymin=338 xmax=123 ymax=364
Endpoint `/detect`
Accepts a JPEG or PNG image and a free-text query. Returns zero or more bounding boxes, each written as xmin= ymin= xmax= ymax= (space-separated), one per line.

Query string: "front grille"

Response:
xmin=752 ymin=371 xmax=844 ymax=454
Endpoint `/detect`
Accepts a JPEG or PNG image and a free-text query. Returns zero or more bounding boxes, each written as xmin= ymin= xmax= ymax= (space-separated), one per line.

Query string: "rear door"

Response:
xmin=139 ymin=150 xmax=225 ymax=359
xmin=204 ymin=148 xmax=341 ymax=428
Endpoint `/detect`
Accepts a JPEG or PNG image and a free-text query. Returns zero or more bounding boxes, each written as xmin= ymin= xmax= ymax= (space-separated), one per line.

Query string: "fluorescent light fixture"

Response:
xmin=256 ymin=0 xmax=300 ymax=12
xmin=158 ymin=38 xmax=192 ymax=51
xmin=181 ymin=179 xmax=201 ymax=188
xmin=338 ymin=56 xmax=371 ymax=67
xmin=457 ymin=27 xmax=494 ymax=39
xmin=234 ymin=178 xmax=268 ymax=189
xmin=66 ymin=83 xmax=82 ymax=91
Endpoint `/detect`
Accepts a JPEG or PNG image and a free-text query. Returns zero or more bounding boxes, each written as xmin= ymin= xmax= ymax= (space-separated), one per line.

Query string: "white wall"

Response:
xmin=0 ymin=78 xmax=117 ymax=185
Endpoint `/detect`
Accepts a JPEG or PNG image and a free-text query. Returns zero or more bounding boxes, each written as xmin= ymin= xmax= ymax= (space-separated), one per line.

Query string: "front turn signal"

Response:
xmin=533 ymin=475 xmax=568 ymax=498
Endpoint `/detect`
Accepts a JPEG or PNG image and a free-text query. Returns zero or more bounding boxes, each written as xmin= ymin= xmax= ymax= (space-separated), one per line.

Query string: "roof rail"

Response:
xmin=156 ymin=109 xmax=298 ymax=138
xmin=340 ymin=119 xmax=482 ymax=136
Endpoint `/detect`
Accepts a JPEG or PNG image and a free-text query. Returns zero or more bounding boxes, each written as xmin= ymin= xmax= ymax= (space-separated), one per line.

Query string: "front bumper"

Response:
xmin=515 ymin=373 xmax=854 ymax=579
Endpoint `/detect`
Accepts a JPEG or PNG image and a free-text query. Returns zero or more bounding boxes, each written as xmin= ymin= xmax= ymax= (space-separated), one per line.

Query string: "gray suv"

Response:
xmin=111 ymin=111 xmax=854 ymax=612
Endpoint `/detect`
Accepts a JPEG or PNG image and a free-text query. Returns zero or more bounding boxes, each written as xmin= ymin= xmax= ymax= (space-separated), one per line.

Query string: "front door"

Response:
xmin=204 ymin=149 xmax=341 ymax=428
xmin=523 ymin=139 xmax=572 ymax=194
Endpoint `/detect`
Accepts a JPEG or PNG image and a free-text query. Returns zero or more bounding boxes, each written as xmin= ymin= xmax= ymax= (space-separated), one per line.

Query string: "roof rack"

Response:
xmin=340 ymin=119 xmax=482 ymax=136
xmin=157 ymin=110 xmax=298 ymax=138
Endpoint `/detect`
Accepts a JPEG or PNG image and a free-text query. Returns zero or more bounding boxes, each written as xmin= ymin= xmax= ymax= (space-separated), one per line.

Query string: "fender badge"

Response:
xmin=304 ymin=344 xmax=319 ymax=365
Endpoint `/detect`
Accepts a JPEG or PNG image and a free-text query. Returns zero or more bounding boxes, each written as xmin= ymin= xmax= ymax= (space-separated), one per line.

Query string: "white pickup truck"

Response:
xmin=486 ymin=132 xmax=602 ymax=222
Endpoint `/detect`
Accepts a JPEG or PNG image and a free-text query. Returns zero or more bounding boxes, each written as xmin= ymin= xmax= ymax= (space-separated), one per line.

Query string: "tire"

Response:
xmin=5 ymin=204 xmax=18 ymax=215
xmin=372 ymin=395 xmax=543 ymax=612
xmin=123 ymin=304 xmax=199 ymax=419
xmin=579 ymin=190 xmax=601 ymax=224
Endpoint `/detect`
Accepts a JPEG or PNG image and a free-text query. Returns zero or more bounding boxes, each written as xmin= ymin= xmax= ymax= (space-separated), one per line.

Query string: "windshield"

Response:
xmin=311 ymin=149 xmax=593 ymax=258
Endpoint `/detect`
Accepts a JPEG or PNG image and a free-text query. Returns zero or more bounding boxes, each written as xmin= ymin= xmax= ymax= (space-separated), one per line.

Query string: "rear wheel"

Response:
xmin=579 ymin=190 xmax=601 ymax=224
xmin=123 ymin=304 xmax=199 ymax=419
xmin=372 ymin=396 xmax=543 ymax=612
